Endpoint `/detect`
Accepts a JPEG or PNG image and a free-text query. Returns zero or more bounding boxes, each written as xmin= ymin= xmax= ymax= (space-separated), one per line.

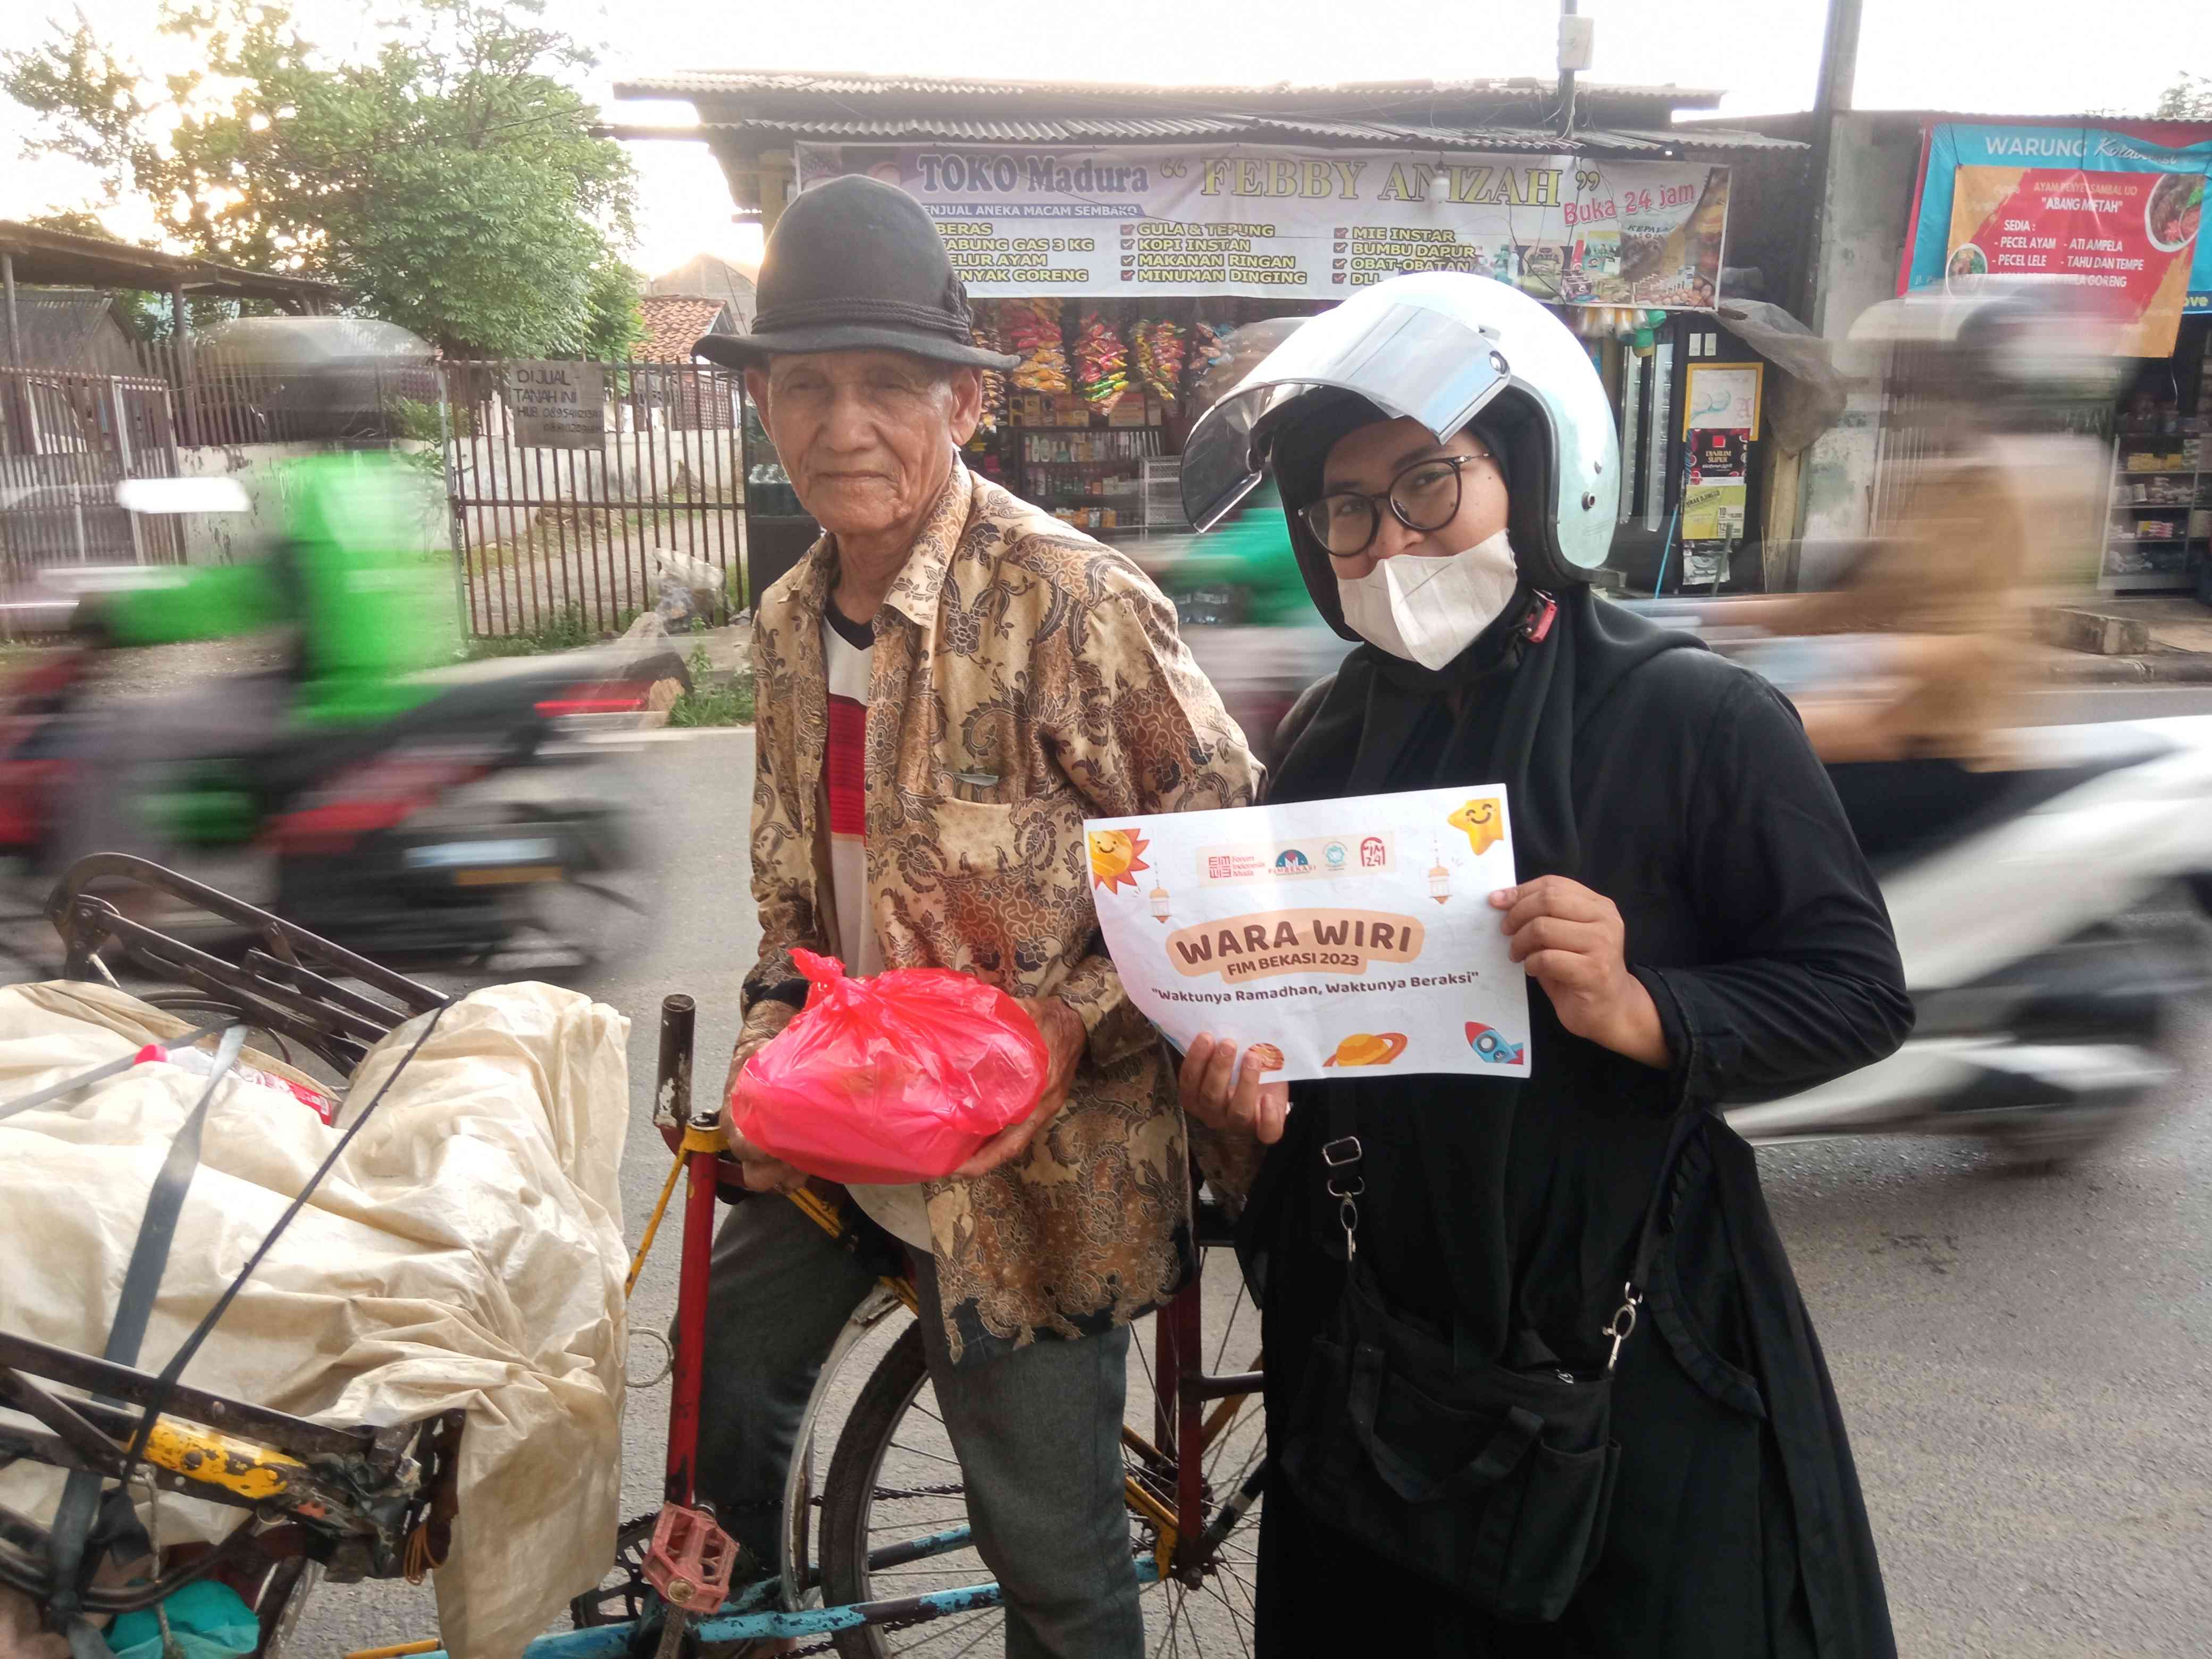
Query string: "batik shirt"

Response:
xmin=741 ymin=462 xmax=1261 ymax=1362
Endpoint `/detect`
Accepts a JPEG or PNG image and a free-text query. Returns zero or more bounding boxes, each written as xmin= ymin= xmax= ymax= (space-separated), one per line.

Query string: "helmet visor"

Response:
xmin=1180 ymin=299 xmax=1510 ymax=531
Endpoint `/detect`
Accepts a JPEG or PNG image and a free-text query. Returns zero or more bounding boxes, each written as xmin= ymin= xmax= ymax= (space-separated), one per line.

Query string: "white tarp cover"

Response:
xmin=0 ymin=981 xmax=631 ymax=1659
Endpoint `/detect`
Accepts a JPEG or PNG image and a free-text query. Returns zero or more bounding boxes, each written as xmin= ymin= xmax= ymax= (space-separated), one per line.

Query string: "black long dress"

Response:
xmin=1244 ymin=588 xmax=1912 ymax=1658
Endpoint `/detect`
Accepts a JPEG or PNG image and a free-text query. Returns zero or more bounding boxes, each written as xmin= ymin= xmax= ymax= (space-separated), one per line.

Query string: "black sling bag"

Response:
xmin=1275 ymin=1096 xmax=1702 ymax=1623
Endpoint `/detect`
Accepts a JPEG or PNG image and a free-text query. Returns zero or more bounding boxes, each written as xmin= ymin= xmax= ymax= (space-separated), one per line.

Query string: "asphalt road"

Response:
xmin=17 ymin=690 xmax=2212 ymax=1657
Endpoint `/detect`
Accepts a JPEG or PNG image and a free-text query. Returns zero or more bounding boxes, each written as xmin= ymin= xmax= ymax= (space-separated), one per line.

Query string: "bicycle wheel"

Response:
xmin=817 ymin=1248 xmax=1266 ymax=1658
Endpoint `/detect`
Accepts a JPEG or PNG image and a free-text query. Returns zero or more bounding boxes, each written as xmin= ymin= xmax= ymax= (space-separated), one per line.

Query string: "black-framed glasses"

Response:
xmin=1300 ymin=453 xmax=1489 ymax=559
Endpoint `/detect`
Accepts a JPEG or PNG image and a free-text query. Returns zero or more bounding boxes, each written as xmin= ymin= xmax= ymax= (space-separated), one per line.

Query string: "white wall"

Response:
xmin=172 ymin=440 xmax=443 ymax=565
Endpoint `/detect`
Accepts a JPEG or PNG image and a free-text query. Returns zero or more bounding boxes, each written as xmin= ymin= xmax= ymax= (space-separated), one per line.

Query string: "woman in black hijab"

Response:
xmin=1175 ymin=275 xmax=1912 ymax=1657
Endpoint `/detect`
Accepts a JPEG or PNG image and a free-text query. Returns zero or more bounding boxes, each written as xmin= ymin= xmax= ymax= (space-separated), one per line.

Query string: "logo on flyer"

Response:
xmin=1202 ymin=834 xmax=1392 ymax=884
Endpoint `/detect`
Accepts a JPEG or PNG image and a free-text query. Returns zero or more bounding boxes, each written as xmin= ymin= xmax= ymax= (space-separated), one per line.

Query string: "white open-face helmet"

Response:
xmin=1180 ymin=273 xmax=1620 ymax=594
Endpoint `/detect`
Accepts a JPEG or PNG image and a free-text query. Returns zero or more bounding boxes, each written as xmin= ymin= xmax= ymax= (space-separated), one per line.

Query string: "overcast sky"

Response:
xmin=3 ymin=0 xmax=2206 ymax=276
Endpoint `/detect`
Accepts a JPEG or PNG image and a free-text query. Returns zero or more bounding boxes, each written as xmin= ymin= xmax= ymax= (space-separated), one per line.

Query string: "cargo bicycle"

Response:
xmin=4 ymin=860 xmax=1267 ymax=1658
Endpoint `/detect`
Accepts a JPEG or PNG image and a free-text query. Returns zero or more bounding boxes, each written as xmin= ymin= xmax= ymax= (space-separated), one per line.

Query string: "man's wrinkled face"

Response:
xmin=747 ymin=351 xmax=982 ymax=539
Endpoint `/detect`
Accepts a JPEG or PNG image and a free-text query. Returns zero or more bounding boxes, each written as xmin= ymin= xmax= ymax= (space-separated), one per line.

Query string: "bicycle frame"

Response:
xmin=3 ymin=861 xmax=464 ymax=1624
xmin=400 ymin=996 xmax=1265 ymax=1657
xmin=11 ymin=864 xmax=1262 ymax=1654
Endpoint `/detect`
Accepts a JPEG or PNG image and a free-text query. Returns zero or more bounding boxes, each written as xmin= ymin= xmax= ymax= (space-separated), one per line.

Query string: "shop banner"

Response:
xmin=797 ymin=143 xmax=1730 ymax=307
xmin=1084 ymin=784 xmax=1531 ymax=1084
xmin=1903 ymin=122 xmax=2211 ymax=355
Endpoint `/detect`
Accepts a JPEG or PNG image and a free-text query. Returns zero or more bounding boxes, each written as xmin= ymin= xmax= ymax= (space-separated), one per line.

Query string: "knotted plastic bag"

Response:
xmin=729 ymin=950 xmax=1050 ymax=1185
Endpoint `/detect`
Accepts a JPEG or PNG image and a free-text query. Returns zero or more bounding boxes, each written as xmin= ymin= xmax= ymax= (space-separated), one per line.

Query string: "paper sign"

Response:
xmin=508 ymin=361 xmax=607 ymax=449
xmin=1681 ymin=479 xmax=1746 ymax=541
xmin=1682 ymin=362 xmax=1762 ymax=438
xmin=1086 ymin=785 xmax=1532 ymax=1083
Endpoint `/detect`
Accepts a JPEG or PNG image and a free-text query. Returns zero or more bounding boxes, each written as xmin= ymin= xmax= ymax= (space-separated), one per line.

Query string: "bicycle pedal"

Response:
xmin=643 ymin=1504 xmax=738 ymax=1613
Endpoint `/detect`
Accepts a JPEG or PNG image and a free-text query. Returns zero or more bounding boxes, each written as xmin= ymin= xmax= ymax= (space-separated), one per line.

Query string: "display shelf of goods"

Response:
xmin=974 ymin=319 xmax=1009 ymax=433
xmin=1021 ymin=430 xmax=1159 ymax=464
xmin=1074 ymin=312 xmax=1130 ymax=415
xmin=1004 ymin=299 xmax=1071 ymax=395
xmin=1187 ymin=321 xmax=1232 ymax=385
xmin=1134 ymin=317 xmax=1187 ymax=404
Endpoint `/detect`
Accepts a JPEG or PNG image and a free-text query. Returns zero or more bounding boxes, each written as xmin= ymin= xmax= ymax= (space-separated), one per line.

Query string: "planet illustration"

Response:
xmin=1086 ymin=827 xmax=1150 ymax=892
xmin=1321 ymin=1032 xmax=1409 ymax=1068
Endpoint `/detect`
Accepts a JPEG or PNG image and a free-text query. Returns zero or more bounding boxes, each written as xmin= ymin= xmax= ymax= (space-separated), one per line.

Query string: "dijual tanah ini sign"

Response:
xmin=797 ymin=143 xmax=1731 ymax=308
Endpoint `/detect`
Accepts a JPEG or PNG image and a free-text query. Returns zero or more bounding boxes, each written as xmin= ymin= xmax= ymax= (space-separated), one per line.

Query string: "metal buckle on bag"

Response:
xmin=1602 ymin=1280 xmax=1643 ymax=1373
xmin=1322 ymin=1136 xmax=1364 ymax=1260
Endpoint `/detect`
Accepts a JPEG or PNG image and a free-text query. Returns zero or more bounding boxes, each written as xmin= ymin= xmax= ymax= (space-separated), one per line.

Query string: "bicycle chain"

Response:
xmin=782 ymin=1486 xmax=975 ymax=1655
xmin=785 ymin=1609 xmax=952 ymax=1657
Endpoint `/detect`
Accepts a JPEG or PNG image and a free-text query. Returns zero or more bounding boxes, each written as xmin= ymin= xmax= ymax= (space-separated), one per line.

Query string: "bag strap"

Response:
xmin=1602 ymin=1108 xmax=1708 ymax=1373
xmin=1318 ymin=1090 xmax=1708 ymax=1372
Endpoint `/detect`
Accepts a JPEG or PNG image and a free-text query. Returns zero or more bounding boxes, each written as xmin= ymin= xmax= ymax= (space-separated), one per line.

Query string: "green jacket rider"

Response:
xmin=102 ymin=450 xmax=460 ymax=730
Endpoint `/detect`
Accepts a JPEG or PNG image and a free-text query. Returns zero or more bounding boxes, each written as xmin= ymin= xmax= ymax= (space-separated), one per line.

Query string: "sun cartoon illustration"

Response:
xmin=1087 ymin=827 xmax=1151 ymax=892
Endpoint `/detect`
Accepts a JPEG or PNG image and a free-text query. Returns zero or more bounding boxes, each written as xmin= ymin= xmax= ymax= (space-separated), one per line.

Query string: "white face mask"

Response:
xmin=1335 ymin=529 xmax=1520 ymax=671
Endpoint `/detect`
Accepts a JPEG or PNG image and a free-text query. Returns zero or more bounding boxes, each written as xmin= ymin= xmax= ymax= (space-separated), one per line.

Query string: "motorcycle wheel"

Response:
xmin=1980 ymin=907 xmax=2194 ymax=1166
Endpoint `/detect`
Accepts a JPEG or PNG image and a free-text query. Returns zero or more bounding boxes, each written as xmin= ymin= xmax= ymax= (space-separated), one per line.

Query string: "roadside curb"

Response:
xmin=2033 ymin=653 xmax=2212 ymax=685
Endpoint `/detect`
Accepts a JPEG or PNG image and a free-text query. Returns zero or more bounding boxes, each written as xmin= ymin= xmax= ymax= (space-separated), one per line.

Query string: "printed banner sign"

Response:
xmin=798 ymin=143 xmax=1731 ymax=307
xmin=508 ymin=361 xmax=606 ymax=449
xmin=1085 ymin=785 xmax=1531 ymax=1084
xmin=1946 ymin=165 xmax=2199 ymax=356
xmin=1903 ymin=123 xmax=2211 ymax=353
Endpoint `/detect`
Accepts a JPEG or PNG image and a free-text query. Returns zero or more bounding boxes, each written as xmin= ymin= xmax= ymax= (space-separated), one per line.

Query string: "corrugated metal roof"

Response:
xmin=675 ymin=115 xmax=1251 ymax=142
xmin=1245 ymin=119 xmax=1664 ymax=153
xmin=629 ymin=115 xmax=1802 ymax=158
xmin=1603 ymin=126 xmax=1808 ymax=153
xmin=614 ymin=69 xmax=1723 ymax=111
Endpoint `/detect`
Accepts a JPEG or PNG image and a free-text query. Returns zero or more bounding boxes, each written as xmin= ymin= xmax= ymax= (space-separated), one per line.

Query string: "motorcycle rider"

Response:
xmin=1155 ymin=319 xmax=1352 ymax=765
xmin=1754 ymin=278 xmax=2116 ymax=861
xmin=1172 ymin=273 xmax=1912 ymax=1655
xmin=56 ymin=318 xmax=460 ymax=880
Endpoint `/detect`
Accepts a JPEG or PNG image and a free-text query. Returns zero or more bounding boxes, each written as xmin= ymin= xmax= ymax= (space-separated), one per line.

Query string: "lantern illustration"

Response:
xmin=1150 ymin=885 xmax=1172 ymax=923
xmin=1429 ymin=862 xmax=1452 ymax=904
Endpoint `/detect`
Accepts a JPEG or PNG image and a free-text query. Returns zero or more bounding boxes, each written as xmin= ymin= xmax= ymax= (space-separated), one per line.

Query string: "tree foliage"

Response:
xmin=3 ymin=0 xmax=644 ymax=358
xmin=2152 ymin=73 xmax=2212 ymax=121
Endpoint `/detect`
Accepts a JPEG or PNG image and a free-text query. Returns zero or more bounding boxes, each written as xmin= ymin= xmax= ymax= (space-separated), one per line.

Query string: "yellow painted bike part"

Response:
xmin=143 ymin=1418 xmax=304 ymax=1503
xmin=626 ymin=1144 xmax=688 ymax=1298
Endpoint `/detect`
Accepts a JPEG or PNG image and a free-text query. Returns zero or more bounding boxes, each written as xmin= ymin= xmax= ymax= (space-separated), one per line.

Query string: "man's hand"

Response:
xmin=1177 ymin=1034 xmax=1292 ymax=1145
xmin=720 ymin=1002 xmax=808 ymax=1194
xmin=953 ymin=995 xmax=1086 ymax=1179
xmin=1493 ymin=877 xmax=1670 ymax=1069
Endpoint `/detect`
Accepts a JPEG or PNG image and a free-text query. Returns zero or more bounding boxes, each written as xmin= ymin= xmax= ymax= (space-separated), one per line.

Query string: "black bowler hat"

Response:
xmin=692 ymin=175 xmax=1018 ymax=372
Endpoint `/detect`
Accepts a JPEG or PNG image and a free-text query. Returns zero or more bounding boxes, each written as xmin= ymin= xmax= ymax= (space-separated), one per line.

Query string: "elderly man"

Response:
xmin=689 ymin=176 xmax=1260 ymax=1657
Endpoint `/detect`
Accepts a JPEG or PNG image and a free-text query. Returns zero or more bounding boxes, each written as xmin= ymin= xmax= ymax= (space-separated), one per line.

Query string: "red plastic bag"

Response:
xmin=729 ymin=950 xmax=1050 ymax=1185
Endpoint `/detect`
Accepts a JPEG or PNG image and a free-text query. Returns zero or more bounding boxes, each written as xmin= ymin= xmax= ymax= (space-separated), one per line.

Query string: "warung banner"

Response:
xmin=798 ymin=143 xmax=1731 ymax=307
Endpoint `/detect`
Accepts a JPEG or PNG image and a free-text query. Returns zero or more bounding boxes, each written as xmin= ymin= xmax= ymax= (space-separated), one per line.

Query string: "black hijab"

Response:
xmin=1250 ymin=426 xmax=1705 ymax=1349
xmin=1270 ymin=585 xmax=1696 ymax=883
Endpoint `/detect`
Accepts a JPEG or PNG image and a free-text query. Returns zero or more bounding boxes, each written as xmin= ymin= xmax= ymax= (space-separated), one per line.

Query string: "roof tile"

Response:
xmin=638 ymin=294 xmax=732 ymax=362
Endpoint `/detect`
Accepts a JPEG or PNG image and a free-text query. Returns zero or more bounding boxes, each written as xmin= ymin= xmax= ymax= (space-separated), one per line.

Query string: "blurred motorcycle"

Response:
xmin=3 ymin=445 xmax=681 ymax=978
xmin=1148 ymin=319 xmax=1352 ymax=764
xmin=1631 ymin=608 xmax=2212 ymax=1162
